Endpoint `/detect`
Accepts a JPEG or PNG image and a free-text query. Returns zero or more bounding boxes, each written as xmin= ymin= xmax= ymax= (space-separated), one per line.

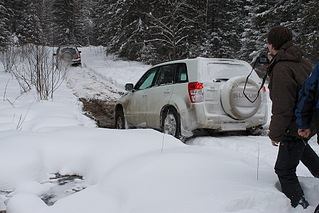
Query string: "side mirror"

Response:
xmin=125 ymin=83 xmax=134 ymax=91
xmin=256 ymin=54 xmax=270 ymax=65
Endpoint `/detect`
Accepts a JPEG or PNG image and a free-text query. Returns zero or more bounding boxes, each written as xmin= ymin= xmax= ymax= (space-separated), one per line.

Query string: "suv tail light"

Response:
xmin=262 ymin=86 xmax=266 ymax=92
xmin=188 ymin=82 xmax=203 ymax=103
xmin=77 ymin=54 xmax=81 ymax=58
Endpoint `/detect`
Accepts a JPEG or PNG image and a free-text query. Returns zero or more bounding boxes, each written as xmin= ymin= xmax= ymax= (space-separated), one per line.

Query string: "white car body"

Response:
xmin=115 ymin=57 xmax=268 ymax=138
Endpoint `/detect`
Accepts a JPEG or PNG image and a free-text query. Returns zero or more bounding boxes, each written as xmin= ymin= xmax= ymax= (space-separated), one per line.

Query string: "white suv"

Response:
xmin=114 ymin=57 xmax=268 ymax=139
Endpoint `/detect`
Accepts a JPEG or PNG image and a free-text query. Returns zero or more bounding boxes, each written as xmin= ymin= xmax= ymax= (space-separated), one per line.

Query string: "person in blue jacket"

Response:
xmin=296 ymin=62 xmax=319 ymax=139
xmin=295 ymin=62 xmax=319 ymax=212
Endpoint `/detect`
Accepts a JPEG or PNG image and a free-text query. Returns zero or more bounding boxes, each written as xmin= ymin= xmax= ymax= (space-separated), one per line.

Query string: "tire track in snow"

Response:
xmin=65 ymin=64 xmax=122 ymax=102
xmin=64 ymin=64 xmax=121 ymax=128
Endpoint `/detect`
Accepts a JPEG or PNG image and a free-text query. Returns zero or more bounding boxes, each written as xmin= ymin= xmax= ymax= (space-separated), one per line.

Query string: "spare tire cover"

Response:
xmin=62 ymin=52 xmax=72 ymax=61
xmin=221 ymin=76 xmax=261 ymax=120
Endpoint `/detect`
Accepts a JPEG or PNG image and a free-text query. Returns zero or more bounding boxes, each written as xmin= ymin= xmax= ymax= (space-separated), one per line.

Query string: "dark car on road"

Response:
xmin=54 ymin=46 xmax=81 ymax=67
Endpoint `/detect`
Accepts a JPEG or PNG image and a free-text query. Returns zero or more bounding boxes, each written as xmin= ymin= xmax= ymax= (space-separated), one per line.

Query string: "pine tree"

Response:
xmin=94 ymin=0 xmax=125 ymax=48
xmin=205 ymin=0 xmax=248 ymax=59
xmin=97 ymin=0 xmax=208 ymax=64
xmin=52 ymin=0 xmax=77 ymax=45
xmin=5 ymin=0 xmax=30 ymax=44
xmin=240 ymin=0 xmax=274 ymax=61
xmin=296 ymin=0 xmax=319 ymax=63
xmin=248 ymin=0 xmax=319 ymax=63
xmin=2 ymin=0 xmax=317 ymax=63
xmin=0 ymin=0 xmax=11 ymax=49
xmin=79 ymin=0 xmax=97 ymax=45
xmin=145 ymin=0 xmax=205 ymax=63
xmin=18 ymin=1 xmax=43 ymax=44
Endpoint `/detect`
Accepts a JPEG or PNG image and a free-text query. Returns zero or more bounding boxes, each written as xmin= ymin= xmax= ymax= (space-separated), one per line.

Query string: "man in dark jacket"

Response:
xmin=267 ymin=26 xmax=319 ymax=209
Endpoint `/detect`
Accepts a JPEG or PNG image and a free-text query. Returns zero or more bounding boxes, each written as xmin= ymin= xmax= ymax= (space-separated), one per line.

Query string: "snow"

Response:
xmin=1 ymin=46 xmax=319 ymax=213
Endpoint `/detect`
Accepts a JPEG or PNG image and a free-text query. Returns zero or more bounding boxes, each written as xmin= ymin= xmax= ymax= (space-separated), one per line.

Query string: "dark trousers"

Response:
xmin=275 ymin=135 xmax=319 ymax=207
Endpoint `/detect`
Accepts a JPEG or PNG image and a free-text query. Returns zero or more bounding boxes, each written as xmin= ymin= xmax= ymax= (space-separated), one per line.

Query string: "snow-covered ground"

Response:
xmin=1 ymin=46 xmax=319 ymax=213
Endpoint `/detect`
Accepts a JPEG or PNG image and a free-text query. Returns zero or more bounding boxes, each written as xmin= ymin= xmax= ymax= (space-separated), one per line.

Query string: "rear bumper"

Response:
xmin=180 ymin=107 xmax=267 ymax=135
xmin=71 ymin=58 xmax=81 ymax=64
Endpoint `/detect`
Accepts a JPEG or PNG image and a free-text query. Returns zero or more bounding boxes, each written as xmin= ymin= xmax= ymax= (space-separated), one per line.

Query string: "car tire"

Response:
xmin=115 ymin=109 xmax=125 ymax=129
xmin=221 ymin=76 xmax=261 ymax=120
xmin=162 ymin=109 xmax=181 ymax=138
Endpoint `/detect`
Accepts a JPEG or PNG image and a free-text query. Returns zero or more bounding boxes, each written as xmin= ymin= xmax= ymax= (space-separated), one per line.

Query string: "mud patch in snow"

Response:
xmin=79 ymin=98 xmax=116 ymax=128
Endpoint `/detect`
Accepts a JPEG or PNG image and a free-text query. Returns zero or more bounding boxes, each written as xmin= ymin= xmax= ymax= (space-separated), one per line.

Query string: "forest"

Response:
xmin=0 ymin=0 xmax=318 ymax=65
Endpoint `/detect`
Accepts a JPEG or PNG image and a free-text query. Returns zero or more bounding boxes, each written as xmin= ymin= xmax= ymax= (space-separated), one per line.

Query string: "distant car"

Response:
xmin=114 ymin=57 xmax=268 ymax=140
xmin=54 ymin=46 xmax=81 ymax=66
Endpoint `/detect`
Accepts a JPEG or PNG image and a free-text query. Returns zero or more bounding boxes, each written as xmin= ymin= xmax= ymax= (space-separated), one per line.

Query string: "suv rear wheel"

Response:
xmin=162 ymin=109 xmax=181 ymax=138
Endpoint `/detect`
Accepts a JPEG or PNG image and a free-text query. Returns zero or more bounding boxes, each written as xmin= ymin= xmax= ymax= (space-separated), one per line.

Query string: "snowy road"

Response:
xmin=67 ymin=46 xmax=149 ymax=101
xmin=66 ymin=64 xmax=121 ymax=102
xmin=63 ymin=47 xmax=150 ymax=128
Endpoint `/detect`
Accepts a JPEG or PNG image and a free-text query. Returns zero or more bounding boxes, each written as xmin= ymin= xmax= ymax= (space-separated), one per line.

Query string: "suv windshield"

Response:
xmin=206 ymin=63 xmax=251 ymax=80
xmin=60 ymin=48 xmax=77 ymax=54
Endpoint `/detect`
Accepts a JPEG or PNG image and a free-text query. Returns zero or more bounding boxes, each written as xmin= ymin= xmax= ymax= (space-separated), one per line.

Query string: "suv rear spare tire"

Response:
xmin=221 ymin=76 xmax=261 ymax=120
xmin=62 ymin=52 xmax=72 ymax=61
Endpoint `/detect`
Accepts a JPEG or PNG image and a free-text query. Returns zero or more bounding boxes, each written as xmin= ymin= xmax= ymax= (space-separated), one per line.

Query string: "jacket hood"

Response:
xmin=267 ymin=41 xmax=303 ymax=74
xmin=275 ymin=41 xmax=303 ymax=62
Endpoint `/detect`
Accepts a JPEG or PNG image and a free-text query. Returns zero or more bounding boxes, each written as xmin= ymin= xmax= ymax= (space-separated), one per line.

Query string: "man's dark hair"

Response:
xmin=267 ymin=26 xmax=293 ymax=50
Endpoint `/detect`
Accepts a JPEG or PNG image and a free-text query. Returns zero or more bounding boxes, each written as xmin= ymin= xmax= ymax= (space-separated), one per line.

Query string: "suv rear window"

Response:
xmin=61 ymin=48 xmax=77 ymax=54
xmin=206 ymin=63 xmax=250 ymax=80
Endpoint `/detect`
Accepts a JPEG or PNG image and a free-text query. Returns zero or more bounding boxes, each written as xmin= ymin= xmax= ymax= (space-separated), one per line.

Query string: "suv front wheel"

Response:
xmin=162 ymin=109 xmax=181 ymax=138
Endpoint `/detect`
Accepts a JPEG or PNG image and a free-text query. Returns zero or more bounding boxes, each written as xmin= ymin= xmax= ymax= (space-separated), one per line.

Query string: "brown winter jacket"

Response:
xmin=267 ymin=41 xmax=312 ymax=142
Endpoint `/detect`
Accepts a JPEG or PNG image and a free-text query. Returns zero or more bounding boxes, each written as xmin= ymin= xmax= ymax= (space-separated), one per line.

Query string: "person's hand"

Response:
xmin=271 ymin=140 xmax=280 ymax=146
xmin=298 ymin=129 xmax=311 ymax=138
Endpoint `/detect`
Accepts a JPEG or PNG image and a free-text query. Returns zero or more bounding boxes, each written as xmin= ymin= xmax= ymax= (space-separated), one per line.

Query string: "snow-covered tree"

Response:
xmin=52 ymin=0 xmax=90 ymax=46
xmin=239 ymin=0 xmax=274 ymax=62
xmin=204 ymin=0 xmax=248 ymax=59
xmin=145 ymin=0 xmax=206 ymax=63
xmin=2 ymin=0 xmax=319 ymax=64
xmin=95 ymin=0 xmax=152 ymax=61
xmin=295 ymin=0 xmax=319 ymax=63
xmin=95 ymin=0 xmax=122 ymax=47
xmin=79 ymin=0 xmax=97 ymax=45
xmin=0 ymin=0 xmax=11 ymax=49
xmin=96 ymin=0 xmax=207 ymax=64
xmin=246 ymin=0 xmax=319 ymax=64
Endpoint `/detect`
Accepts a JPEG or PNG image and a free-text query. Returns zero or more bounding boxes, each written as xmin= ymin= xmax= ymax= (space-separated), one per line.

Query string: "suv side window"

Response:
xmin=155 ymin=64 xmax=176 ymax=86
xmin=175 ymin=63 xmax=188 ymax=83
xmin=135 ymin=68 xmax=158 ymax=90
